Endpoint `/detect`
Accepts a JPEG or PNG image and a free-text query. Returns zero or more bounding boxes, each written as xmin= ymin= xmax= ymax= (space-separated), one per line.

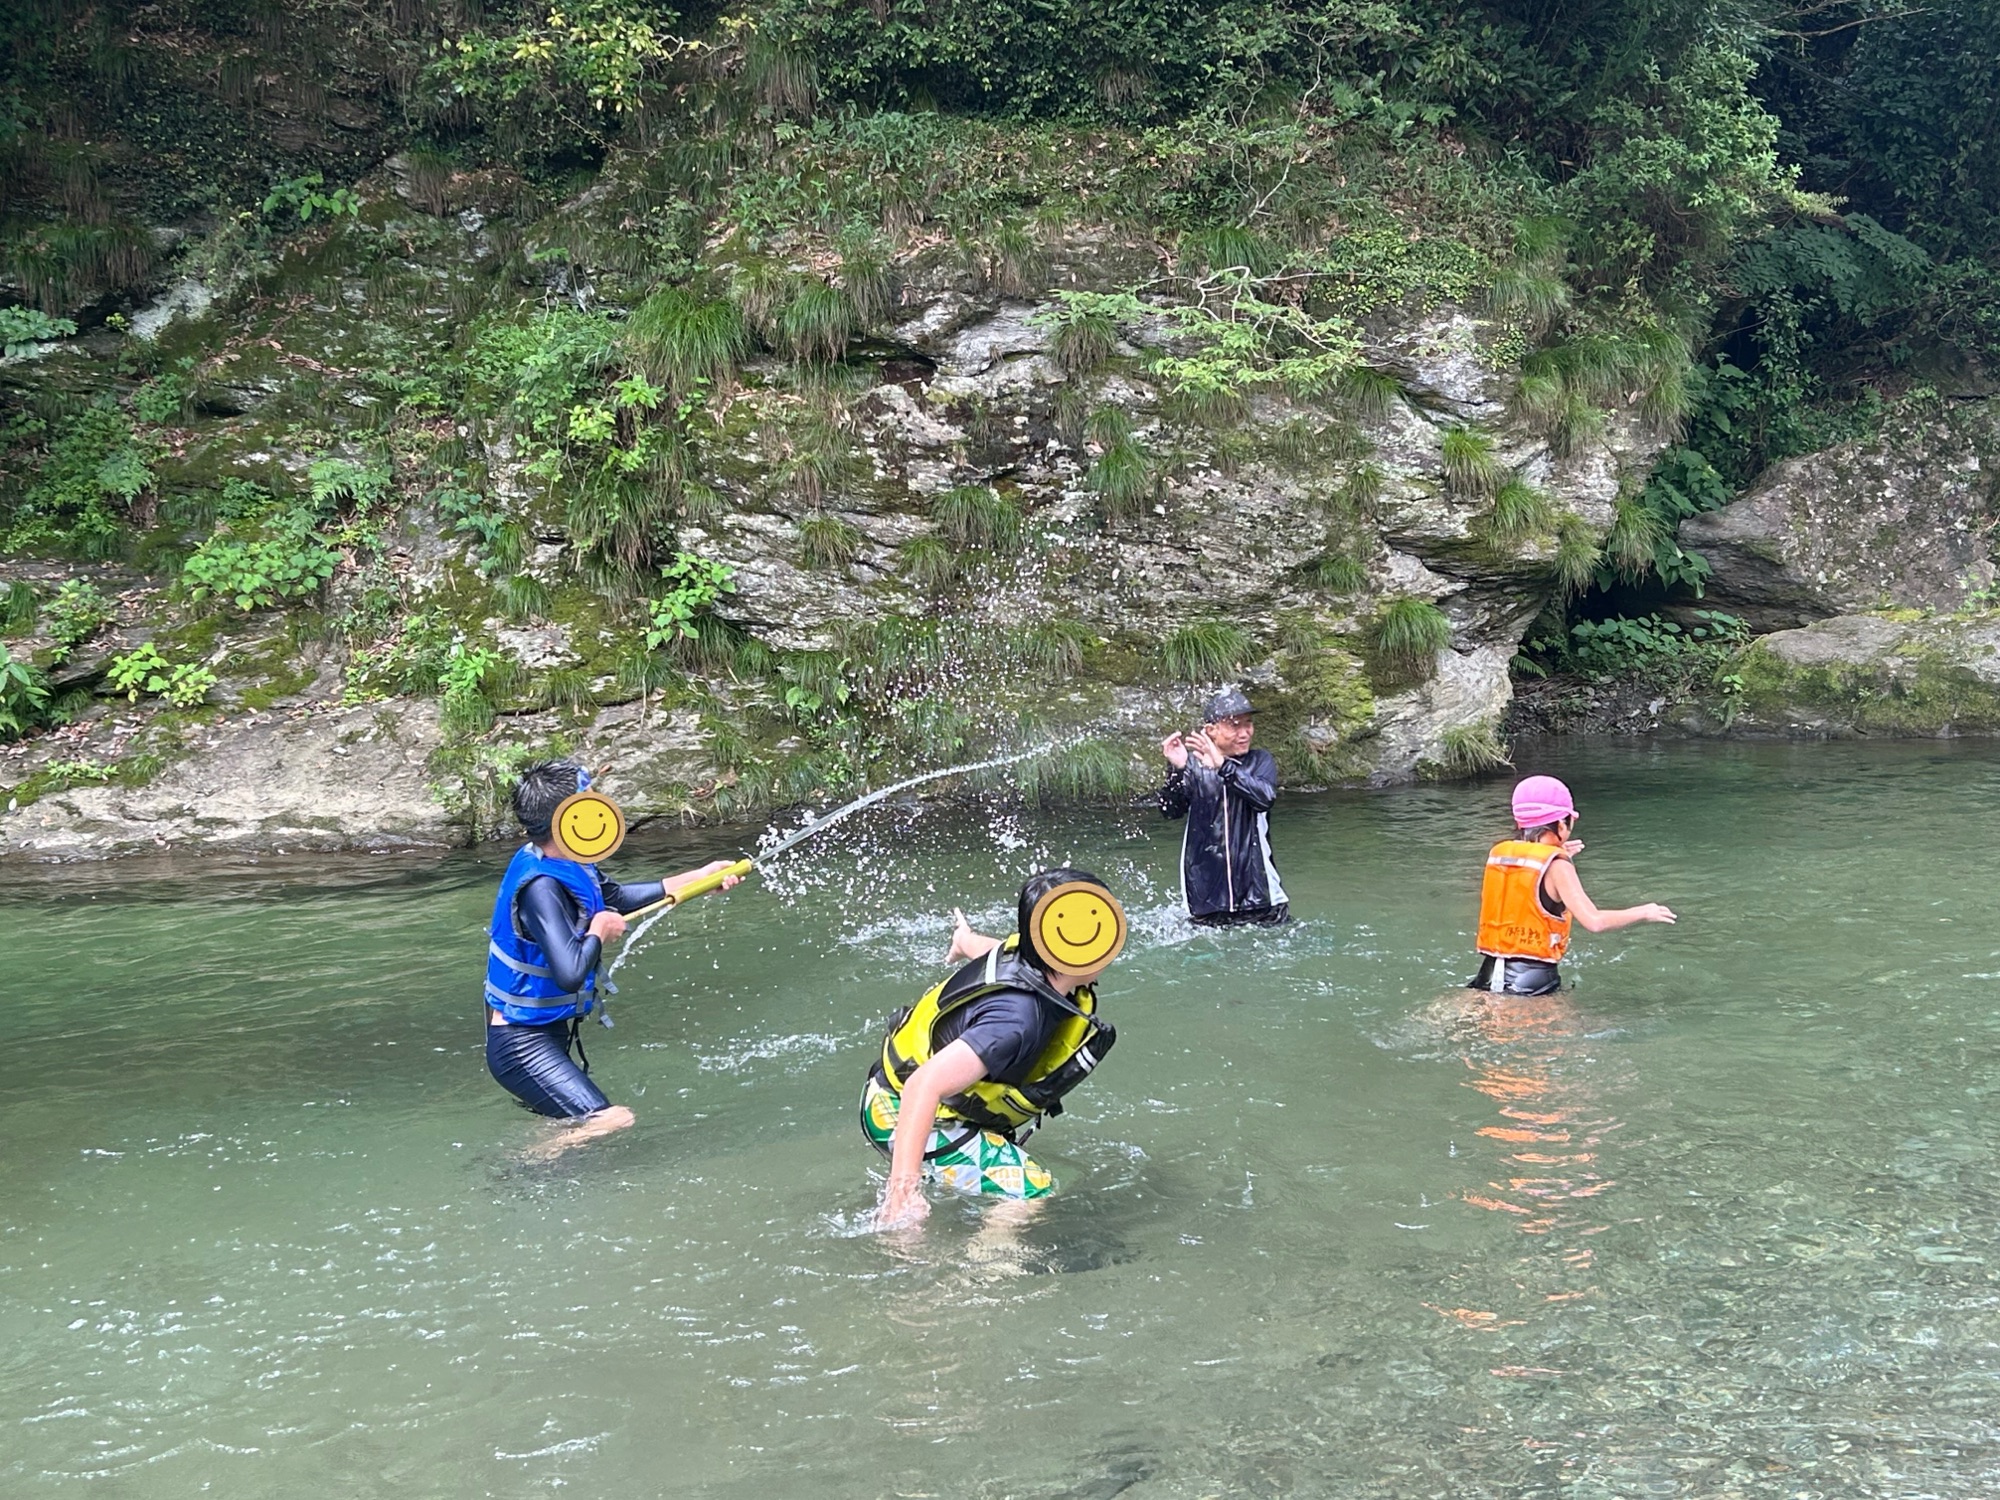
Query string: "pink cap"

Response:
xmin=1511 ymin=775 xmax=1576 ymax=828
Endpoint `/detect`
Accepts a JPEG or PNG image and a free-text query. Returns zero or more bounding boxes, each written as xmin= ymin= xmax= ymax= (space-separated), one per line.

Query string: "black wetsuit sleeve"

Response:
xmin=600 ymin=875 xmax=666 ymax=913
xmin=516 ymin=876 xmax=602 ymax=993
xmin=1159 ymin=767 xmax=1193 ymax=819
xmin=1219 ymin=750 xmax=1278 ymax=812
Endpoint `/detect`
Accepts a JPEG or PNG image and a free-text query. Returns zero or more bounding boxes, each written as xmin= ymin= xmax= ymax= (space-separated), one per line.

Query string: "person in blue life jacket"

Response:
xmin=485 ymin=759 xmax=742 ymax=1151
xmin=867 ymin=868 xmax=1127 ymax=1229
xmin=1158 ymin=686 xmax=1289 ymax=926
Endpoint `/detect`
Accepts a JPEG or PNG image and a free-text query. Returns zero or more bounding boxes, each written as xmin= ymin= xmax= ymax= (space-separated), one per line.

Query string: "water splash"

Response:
xmin=604 ymin=745 xmax=1054 ymax=989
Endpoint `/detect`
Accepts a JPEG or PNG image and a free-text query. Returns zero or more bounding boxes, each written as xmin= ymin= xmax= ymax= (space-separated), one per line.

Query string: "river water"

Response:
xmin=6 ymin=738 xmax=2000 ymax=1499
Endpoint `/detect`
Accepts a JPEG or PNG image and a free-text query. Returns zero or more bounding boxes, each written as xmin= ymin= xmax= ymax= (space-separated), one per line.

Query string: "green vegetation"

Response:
xmin=107 ymin=644 xmax=215 ymax=708
xmin=0 ymin=643 xmax=52 ymax=739
xmin=798 ymin=513 xmax=864 ymax=570
xmin=1516 ymin=610 xmax=1749 ymax=702
xmin=1482 ymin=481 xmax=1556 ymax=546
xmin=43 ymin=580 xmax=113 ymax=652
xmin=1370 ymin=598 xmax=1452 ymax=678
xmin=0 ymin=0 xmax=1992 ymax=811
xmin=929 ymin=487 xmax=1023 ymax=553
xmin=1161 ymin=621 xmax=1253 ymax=683
xmin=1440 ymin=427 xmax=1503 ymax=499
xmin=1426 ymin=720 xmax=1512 ymax=780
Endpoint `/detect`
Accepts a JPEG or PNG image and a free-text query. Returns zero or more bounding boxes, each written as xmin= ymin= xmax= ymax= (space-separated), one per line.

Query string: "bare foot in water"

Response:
xmin=523 ymin=1104 xmax=635 ymax=1161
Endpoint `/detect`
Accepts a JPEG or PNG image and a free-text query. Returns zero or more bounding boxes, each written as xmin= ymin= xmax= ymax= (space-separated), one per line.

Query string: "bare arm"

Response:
xmin=878 ymin=1039 xmax=989 ymax=1228
xmin=1543 ymin=857 xmax=1675 ymax=932
xmin=947 ymin=909 xmax=1000 ymax=964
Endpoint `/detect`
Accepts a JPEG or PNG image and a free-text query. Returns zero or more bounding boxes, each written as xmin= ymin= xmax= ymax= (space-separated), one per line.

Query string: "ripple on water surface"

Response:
xmin=6 ymin=739 xmax=2000 ymax=1496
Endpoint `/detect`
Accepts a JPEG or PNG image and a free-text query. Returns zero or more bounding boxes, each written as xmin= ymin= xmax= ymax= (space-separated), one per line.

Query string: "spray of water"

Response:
xmin=603 ymin=744 xmax=1056 ymax=991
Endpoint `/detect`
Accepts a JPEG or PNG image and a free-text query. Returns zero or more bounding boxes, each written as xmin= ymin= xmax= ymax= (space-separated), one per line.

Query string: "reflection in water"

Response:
xmin=1422 ymin=987 xmax=1634 ymax=1365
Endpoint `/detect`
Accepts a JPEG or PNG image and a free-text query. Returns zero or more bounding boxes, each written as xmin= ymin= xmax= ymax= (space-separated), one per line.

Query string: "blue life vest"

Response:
xmin=485 ymin=844 xmax=607 ymax=1025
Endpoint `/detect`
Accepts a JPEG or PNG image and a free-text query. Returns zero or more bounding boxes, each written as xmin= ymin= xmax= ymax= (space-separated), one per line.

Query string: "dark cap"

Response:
xmin=1202 ymin=686 xmax=1255 ymax=722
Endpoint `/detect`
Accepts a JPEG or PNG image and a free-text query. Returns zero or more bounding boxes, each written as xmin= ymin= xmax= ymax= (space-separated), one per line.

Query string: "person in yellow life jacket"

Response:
xmin=1471 ymin=775 xmax=1676 ymax=997
xmin=866 ymin=868 xmax=1125 ymax=1228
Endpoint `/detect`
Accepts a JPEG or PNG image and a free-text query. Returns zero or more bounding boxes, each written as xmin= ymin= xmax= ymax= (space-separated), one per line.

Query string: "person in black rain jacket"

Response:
xmin=1157 ymin=687 xmax=1290 ymax=926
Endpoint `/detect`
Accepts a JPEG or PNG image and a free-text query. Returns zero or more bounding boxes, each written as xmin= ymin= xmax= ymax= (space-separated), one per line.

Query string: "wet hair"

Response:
xmin=1521 ymin=819 xmax=1569 ymax=841
xmin=512 ymin=759 xmax=585 ymax=842
xmin=1016 ymin=865 xmax=1108 ymax=974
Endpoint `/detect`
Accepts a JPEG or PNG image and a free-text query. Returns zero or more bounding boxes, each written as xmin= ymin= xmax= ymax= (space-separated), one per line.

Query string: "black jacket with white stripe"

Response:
xmin=1157 ymin=749 xmax=1287 ymax=919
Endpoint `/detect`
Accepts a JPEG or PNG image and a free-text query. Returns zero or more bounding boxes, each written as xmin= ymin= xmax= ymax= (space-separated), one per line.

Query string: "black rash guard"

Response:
xmin=512 ymin=873 xmax=666 ymax=993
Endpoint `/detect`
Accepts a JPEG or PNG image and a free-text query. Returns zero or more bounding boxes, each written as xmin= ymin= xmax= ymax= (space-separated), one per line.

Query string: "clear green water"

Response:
xmin=7 ymin=738 xmax=2000 ymax=1498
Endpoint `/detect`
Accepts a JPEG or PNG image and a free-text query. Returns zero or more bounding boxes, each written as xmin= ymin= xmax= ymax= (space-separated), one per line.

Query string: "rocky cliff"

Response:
xmin=0 ymin=138 xmax=1681 ymax=859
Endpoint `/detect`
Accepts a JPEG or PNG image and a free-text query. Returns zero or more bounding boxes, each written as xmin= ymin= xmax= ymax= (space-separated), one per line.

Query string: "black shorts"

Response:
xmin=1467 ymin=955 xmax=1562 ymax=997
xmin=486 ymin=1018 xmax=611 ymax=1119
xmin=1191 ymin=902 xmax=1291 ymax=928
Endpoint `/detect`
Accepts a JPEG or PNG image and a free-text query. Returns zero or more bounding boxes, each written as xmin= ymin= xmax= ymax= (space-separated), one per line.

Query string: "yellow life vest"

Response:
xmin=875 ymin=935 xmax=1117 ymax=1137
xmin=1476 ymin=839 xmax=1572 ymax=961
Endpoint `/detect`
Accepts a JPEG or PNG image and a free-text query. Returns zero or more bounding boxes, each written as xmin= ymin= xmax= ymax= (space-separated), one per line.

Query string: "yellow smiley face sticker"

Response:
xmin=550 ymin=790 xmax=627 ymax=863
xmin=1029 ymin=880 xmax=1127 ymax=978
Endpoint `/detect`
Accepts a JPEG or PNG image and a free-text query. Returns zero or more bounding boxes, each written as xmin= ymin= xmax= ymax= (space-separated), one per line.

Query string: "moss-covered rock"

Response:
xmin=1730 ymin=612 xmax=2000 ymax=736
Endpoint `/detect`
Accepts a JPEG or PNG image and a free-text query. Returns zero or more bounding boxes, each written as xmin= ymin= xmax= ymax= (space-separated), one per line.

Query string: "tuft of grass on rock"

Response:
xmin=1162 ymin=620 xmax=1253 ymax=682
xmin=1371 ymin=596 xmax=1451 ymax=673
xmin=1482 ymin=479 xmax=1555 ymax=544
xmin=929 ymin=485 xmax=1023 ymax=553
xmin=798 ymin=512 xmax=864 ymax=570
xmin=1441 ymin=425 xmax=1503 ymax=498
xmin=898 ymin=534 xmax=961 ymax=592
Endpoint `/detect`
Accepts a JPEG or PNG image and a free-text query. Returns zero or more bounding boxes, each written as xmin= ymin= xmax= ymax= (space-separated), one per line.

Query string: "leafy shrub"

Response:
xmin=132 ymin=372 xmax=189 ymax=426
xmin=4 ymin=404 xmax=151 ymax=559
xmin=1161 ymin=620 xmax=1253 ymax=682
xmin=107 ymin=644 xmax=214 ymax=707
xmin=262 ymin=173 xmax=361 ymax=223
xmin=645 ymin=553 xmax=736 ymax=646
xmin=308 ymin=456 xmax=393 ymax=512
xmin=43 ymin=579 xmax=112 ymax=649
xmin=182 ymin=509 xmax=339 ymax=612
xmin=1518 ymin=610 xmax=1747 ymax=686
xmin=0 ymin=307 xmax=75 ymax=356
xmin=0 ymin=642 xmax=51 ymax=739
xmin=439 ymin=644 xmax=507 ymax=737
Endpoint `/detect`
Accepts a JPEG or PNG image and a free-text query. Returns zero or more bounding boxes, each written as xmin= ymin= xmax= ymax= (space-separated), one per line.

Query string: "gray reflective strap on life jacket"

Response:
xmin=488 ymin=941 xmax=555 ymax=979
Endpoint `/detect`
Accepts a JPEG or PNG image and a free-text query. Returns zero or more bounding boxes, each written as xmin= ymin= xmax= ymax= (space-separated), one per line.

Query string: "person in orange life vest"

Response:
xmin=1470 ymin=775 xmax=1676 ymax=996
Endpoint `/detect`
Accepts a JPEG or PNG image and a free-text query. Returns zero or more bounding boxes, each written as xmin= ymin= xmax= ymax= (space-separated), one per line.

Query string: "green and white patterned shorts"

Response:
xmin=860 ymin=1077 xmax=1055 ymax=1200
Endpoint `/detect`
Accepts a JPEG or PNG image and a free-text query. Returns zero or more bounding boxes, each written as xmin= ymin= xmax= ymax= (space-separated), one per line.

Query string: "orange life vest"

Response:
xmin=1476 ymin=840 xmax=1572 ymax=961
